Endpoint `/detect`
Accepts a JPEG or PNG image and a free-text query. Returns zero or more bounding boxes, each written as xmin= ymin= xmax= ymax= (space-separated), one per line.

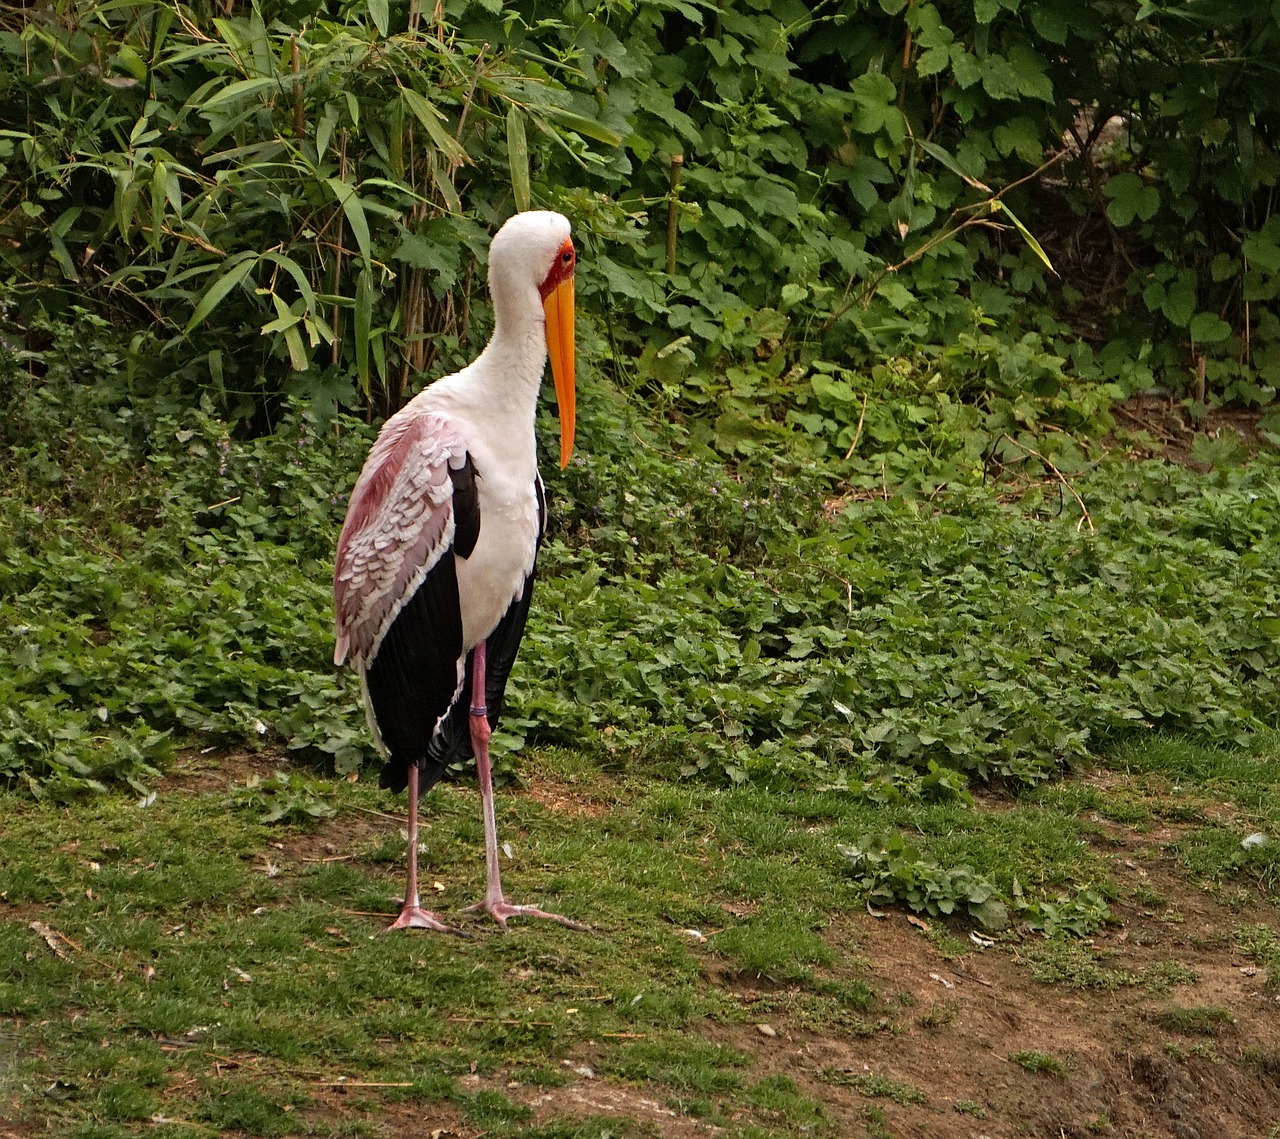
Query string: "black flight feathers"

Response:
xmin=448 ymin=456 xmax=480 ymax=558
xmin=368 ymin=458 xmax=546 ymax=795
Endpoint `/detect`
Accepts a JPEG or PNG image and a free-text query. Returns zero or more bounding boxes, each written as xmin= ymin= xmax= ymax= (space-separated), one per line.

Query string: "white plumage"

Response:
xmin=332 ymin=210 xmax=581 ymax=933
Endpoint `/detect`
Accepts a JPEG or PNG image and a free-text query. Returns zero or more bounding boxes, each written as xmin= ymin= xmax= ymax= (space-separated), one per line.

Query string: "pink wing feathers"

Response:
xmin=333 ymin=412 xmax=469 ymax=670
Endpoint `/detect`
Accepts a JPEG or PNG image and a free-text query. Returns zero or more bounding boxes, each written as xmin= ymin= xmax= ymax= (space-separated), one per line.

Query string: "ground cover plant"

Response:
xmin=6 ymin=306 xmax=1280 ymax=797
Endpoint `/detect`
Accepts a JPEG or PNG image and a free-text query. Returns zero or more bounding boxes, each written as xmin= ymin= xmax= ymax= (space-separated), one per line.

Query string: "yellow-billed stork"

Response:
xmin=333 ymin=210 xmax=583 ymax=933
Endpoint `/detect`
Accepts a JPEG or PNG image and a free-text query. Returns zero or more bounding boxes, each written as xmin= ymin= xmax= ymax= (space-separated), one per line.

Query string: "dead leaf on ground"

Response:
xmin=29 ymin=921 xmax=78 ymax=958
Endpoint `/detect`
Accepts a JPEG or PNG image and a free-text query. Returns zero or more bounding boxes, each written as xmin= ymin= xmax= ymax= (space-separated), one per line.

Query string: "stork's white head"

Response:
xmin=487 ymin=210 xmax=576 ymax=468
xmin=488 ymin=210 xmax=573 ymax=299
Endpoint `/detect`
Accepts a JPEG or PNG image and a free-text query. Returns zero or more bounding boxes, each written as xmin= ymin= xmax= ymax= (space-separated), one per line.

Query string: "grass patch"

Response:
xmin=1152 ymin=1006 xmax=1235 ymax=1036
xmin=1235 ymin=924 xmax=1280 ymax=992
xmin=598 ymin=1038 xmax=749 ymax=1094
xmin=1019 ymin=938 xmax=1197 ymax=992
xmin=4 ymin=731 xmax=1280 ymax=1134
xmin=822 ymin=1069 xmax=927 ymax=1105
xmin=744 ymin=1074 xmax=828 ymax=1130
xmin=917 ymin=999 xmax=960 ymax=1029
xmin=1111 ymin=738 xmax=1280 ymax=895
xmin=1009 ymin=1050 xmax=1068 ymax=1077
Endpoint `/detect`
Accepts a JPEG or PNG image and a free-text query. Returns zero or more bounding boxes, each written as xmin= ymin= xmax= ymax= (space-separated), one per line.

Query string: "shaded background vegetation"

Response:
xmin=3 ymin=0 xmax=1280 ymax=795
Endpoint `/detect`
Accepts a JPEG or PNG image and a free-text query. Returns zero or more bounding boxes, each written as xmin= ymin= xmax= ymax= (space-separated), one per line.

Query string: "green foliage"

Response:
xmin=230 ymin=770 xmax=339 ymax=824
xmin=8 ymin=304 xmax=1280 ymax=798
xmin=1009 ymin=1050 xmax=1068 ymax=1077
xmin=3 ymin=0 xmax=1278 ymax=425
xmin=1152 ymin=1006 xmax=1235 ymax=1037
xmin=1021 ymin=939 xmax=1198 ymax=992
xmin=841 ymin=833 xmax=1011 ymax=931
xmin=841 ymin=829 xmax=1113 ymax=934
xmin=0 ymin=0 xmax=618 ymax=415
xmin=822 ymin=1069 xmax=927 ymax=1106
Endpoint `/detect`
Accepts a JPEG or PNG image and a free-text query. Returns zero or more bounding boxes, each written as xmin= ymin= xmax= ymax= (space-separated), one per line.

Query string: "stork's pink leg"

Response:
xmin=463 ymin=641 xmax=587 ymax=932
xmin=387 ymin=763 xmax=465 ymax=934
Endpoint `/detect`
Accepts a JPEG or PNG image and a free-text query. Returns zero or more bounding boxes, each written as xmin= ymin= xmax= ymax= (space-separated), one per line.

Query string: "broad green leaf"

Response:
xmin=1030 ymin=2 xmax=1069 ymax=43
xmin=979 ymin=53 xmax=1021 ymax=100
xmin=1243 ymin=229 xmax=1280 ymax=274
xmin=326 ymin=177 xmax=371 ymax=266
xmin=1162 ymin=274 xmax=1197 ymax=326
xmin=1189 ymin=312 xmax=1231 ymax=344
xmin=992 ymin=117 xmax=1042 ymax=164
xmin=1103 ymin=173 xmax=1160 ymax=226
xmin=185 ymin=254 xmax=257 ymax=333
xmin=916 ymin=46 xmax=950 ymax=78
xmin=507 ymin=107 xmax=531 ymax=212
xmin=367 ymin=0 xmax=389 ymax=36
xmin=969 ymin=896 xmax=1010 ymax=932
xmin=1007 ymin=44 xmax=1054 ymax=102
xmin=950 ymin=48 xmax=981 ymax=88
xmin=393 ymin=232 xmax=460 ymax=287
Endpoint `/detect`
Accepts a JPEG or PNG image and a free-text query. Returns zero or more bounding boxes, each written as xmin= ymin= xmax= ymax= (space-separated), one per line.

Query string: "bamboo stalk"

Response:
xmin=666 ymin=153 xmax=683 ymax=276
xmin=290 ymin=38 xmax=304 ymax=140
xmin=330 ymin=131 xmax=346 ymax=370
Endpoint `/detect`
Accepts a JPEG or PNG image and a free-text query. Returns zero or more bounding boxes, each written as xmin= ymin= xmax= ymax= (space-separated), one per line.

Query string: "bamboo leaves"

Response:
xmin=0 ymin=0 xmax=623 ymax=400
xmin=326 ymin=177 xmax=372 ymax=266
xmin=185 ymin=253 xmax=256 ymax=333
xmin=399 ymin=88 xmax=467 ymax=168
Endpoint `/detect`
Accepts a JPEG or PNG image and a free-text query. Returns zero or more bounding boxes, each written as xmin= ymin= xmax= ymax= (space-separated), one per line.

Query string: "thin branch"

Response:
xmin=1001 ymin=435 xmax=1094 ymax=534
xmin=843 ymin=392 xmax=869 ymax=461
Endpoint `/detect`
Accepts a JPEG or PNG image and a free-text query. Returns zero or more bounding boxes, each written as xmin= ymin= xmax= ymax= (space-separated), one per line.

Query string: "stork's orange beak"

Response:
xmin=543 ymin=274 xmax=575 ymax=469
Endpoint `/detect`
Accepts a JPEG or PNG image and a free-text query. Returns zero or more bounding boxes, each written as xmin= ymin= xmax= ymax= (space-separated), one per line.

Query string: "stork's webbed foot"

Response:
xmin=464 ymin=895 xmax=590 ymax=932
xmin=386 ymin=903 xmax=470 ymax=936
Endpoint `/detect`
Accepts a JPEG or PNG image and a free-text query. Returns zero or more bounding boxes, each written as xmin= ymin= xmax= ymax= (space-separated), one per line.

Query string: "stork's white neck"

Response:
xmin=404 ymin=211 xmax=565 ymax=457
xmin=411 ymin=292 xmax=547 ymax=468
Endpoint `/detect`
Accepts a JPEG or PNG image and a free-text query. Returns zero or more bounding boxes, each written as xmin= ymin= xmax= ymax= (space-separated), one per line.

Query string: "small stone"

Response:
xmin=755 ymin=1023 xmax=777 ymax=1038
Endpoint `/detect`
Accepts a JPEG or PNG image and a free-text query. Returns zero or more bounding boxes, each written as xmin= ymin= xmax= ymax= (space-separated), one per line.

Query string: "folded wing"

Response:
xmin=333 ymin=413 xmax=479 ymax=791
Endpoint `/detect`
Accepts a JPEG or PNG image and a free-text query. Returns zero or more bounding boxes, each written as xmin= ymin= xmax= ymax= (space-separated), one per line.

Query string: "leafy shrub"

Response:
xmin=4 ymin=0 xmax=1278 ymax=426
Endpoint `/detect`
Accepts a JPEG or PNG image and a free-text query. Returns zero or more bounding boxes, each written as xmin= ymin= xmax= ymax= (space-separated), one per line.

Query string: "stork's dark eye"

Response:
xmin=562 ymin=251 xmax=573 ymax=264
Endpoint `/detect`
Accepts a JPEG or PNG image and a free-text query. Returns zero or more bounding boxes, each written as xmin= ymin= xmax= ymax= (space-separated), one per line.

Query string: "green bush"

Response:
xmin=3 ymin=0 xmax=1278 ymax=421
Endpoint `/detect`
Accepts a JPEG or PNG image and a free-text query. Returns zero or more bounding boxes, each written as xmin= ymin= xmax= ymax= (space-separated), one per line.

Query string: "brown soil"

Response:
xmin=1110 ymin=395 xmax=1268 ymax=468
xmin=460 ymin=784 xmax=1280 ymax=1138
